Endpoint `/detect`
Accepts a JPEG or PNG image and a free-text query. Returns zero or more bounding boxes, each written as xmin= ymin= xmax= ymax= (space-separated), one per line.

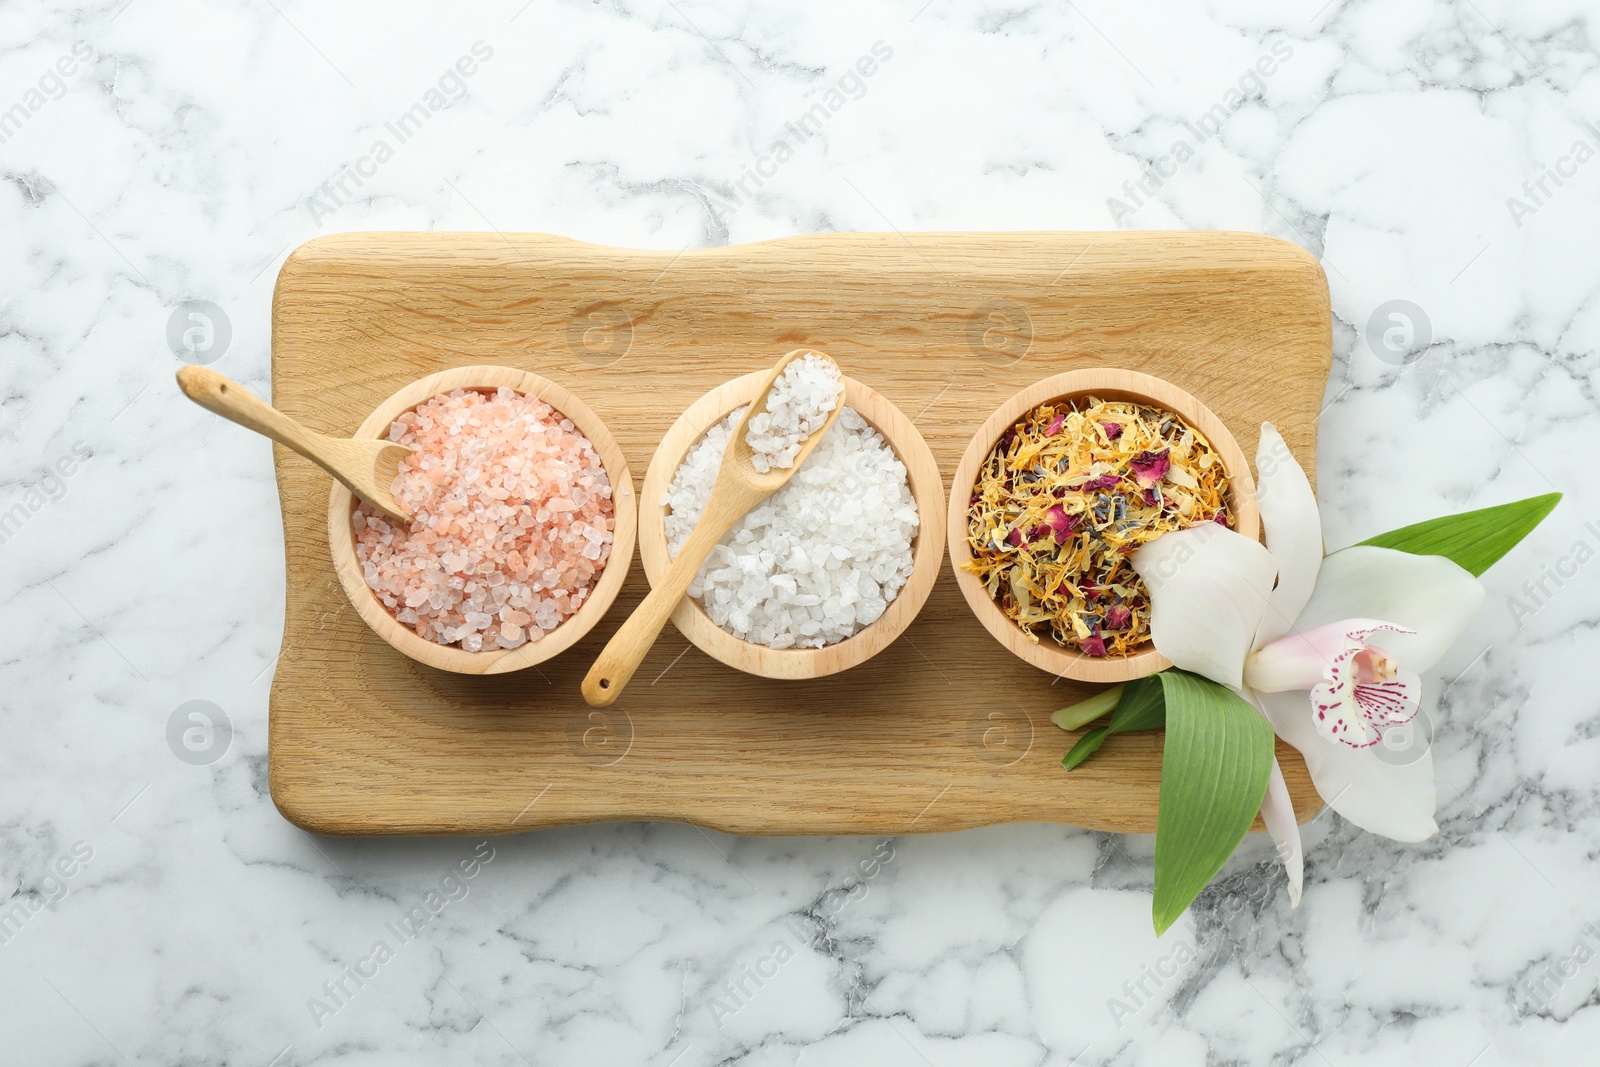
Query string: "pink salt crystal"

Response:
xmin=353 ymin=388 xmax=614 ymax=651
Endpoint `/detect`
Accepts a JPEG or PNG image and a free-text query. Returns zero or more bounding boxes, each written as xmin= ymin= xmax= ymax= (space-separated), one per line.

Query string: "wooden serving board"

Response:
xmin=268 ymin=231 xmax=1331 ymax=837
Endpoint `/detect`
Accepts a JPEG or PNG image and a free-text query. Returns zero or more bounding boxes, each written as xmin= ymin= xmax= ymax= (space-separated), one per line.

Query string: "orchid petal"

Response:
xmin=1253 ymin=688 xmax=1439 ymax=842
xmin=1294 ymin=546 xmax=1484 ymax=672
xmin=1252 ymin=422 xmax=1323 ymax=648
xmin=1259 ymin=756 xmax=1303 ymax=907
xmin=1132 ymin=524 xmax=1277 ymax=688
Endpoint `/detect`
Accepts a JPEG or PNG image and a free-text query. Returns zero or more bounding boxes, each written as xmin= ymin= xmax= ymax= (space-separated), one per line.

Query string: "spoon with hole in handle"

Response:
xmin=176 ymin=364 xmax=413 ymax=525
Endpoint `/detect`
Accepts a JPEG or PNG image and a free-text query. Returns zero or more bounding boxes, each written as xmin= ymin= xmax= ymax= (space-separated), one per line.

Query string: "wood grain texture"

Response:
xmin=946 ymin=367 xmax=1259 ymax=683
xmin=325 ymin=365 xmax=637 ymax=676
xmin=635 ymin=370 xmax=947 ymax=681
xmin=268 ymin=230 xmax=1332 ymax=837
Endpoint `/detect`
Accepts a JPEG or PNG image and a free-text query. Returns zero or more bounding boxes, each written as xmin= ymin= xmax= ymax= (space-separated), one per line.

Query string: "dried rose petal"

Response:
xmin=1106 ymin=604 xmax=1132 ymax=630
xmin=1044 ymin=504 xmax=1078 ymax=542
xmin=1212 ymin=512 xmax=1231 ymax=528
xmin=1082 ymin=474 xmax=1119 ymax=491
xmin=1080 ymin=581 xmax=1103 ymax=601
xmin=1143 ymin=486 xmax=1160 ymax=507
xmin=1131 ymin=449 xmax=1171 ymax=486
xmin=1046 ymin=412 xmax=1066 ymax=436
xmin=1081 ymin=633 xmax=1108 ymax=657
xmin=1028 ymin=524 xmax=1051 ymax=544
xmin=1005 ymin=527 xmax=1024 ymax=548
xmin=1102 ymin=421 xmax=1122 ymax=440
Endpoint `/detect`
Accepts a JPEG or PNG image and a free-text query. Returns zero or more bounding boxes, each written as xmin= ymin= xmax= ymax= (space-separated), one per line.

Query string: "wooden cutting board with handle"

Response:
xmin=268 ymin=230 xmax=1331 ymax=836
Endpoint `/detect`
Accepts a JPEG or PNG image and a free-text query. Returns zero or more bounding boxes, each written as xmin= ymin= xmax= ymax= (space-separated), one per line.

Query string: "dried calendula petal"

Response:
xmin=962 ymin=395 xmax=1234 ymax=656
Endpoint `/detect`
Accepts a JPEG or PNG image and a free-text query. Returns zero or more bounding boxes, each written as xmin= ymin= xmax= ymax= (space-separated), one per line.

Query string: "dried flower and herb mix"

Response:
xmin=962 ymin=396 xmax=1233 ymax=656
xmin=354 ymin=387 xmax=615 ymax=652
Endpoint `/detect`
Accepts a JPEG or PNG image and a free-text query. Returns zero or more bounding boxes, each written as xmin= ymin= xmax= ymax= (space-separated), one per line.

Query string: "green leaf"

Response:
xmin=1061 ymin=726 xmax=1110 ymax=770
xmin=1061 ymin=676 xmax=1166 ymax=771
xmin=1357 ymin=492 xmax=1560 ymax=577
xmin=1108 ymin=675 xmax=1166 ymax=732
xmin=1152 ymin=670 xmax=1275 ymax=935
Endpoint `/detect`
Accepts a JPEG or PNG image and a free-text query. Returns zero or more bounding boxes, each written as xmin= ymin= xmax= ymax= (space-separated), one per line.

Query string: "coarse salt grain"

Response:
xmin=354 ymin=387 xmax=614 ymax=651
xmin=744 ymin=353 xmax=842 ymax=474
xmin=663 ymin=404 xmax=918 ymax=649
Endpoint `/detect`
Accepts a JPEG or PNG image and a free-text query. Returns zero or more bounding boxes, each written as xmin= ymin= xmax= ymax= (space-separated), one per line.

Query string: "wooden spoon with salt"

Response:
xmin=582 ymin=349 xmax=844 ymax=707
xmin=175 ymin=364 xmax=413 ymax=525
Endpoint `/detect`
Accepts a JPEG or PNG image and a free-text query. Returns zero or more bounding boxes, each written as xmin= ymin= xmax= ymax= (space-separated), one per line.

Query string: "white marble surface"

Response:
xmin=3 ymin=0 xmax=1599 ymax=1062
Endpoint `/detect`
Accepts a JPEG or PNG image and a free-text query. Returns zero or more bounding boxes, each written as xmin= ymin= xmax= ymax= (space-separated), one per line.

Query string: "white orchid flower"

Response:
xmin=1130 ymin=423 xmax=1484 ymax=905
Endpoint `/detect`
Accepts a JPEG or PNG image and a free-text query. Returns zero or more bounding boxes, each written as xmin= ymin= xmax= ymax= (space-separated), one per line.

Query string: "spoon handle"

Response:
xmin=582 ymin=490 xmax=751 ymax=706
xmin=176 ymin=365 xmax=336 ymax=472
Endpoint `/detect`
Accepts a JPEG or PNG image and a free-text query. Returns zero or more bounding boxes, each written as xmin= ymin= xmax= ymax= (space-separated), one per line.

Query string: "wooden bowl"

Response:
xmin=639 ymin=370 xmax=946 ymax=680
xmin=327 ymin=365 xmax=637 ymax=675
xmin=946 ymin=368 xmax=1259 ymax=683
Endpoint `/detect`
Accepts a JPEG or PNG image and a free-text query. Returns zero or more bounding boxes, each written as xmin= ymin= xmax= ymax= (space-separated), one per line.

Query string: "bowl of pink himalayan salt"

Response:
xmin=327 ymin=366 xmax=636 ymax=675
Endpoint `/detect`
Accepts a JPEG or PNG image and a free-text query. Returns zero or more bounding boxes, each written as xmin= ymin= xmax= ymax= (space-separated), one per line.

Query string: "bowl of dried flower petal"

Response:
xmin=327 ymin=365 xmax=636 ymax=675
xmin=947 ymin=368 xmax=1259 ymax=683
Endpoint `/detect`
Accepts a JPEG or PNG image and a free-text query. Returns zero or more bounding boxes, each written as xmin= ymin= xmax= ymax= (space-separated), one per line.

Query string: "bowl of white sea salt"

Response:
xmin=637 ymin=363 xmax=946 ymax=679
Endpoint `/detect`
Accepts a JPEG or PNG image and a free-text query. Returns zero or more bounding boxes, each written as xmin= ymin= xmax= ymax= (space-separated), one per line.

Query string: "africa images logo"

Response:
xmin=1107 ymin=40 xmax=1294 ymax=225
xmin=305 ymin=41 xmax=495 ymax=226
xmin=306 ymin=842 xmax=496 ymax=1029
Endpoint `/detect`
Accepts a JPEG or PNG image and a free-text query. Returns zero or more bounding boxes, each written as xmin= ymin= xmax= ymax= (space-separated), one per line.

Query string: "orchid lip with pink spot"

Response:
xmin=1246 ymin=619 xmax=1421 ymax=749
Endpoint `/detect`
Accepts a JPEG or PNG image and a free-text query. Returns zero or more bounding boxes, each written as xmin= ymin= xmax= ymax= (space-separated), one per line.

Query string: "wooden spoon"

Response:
xmin=582 ymin=349 xmax=844 ymax=707
xmin=175 ymin=364 xmax=413 ymax=525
